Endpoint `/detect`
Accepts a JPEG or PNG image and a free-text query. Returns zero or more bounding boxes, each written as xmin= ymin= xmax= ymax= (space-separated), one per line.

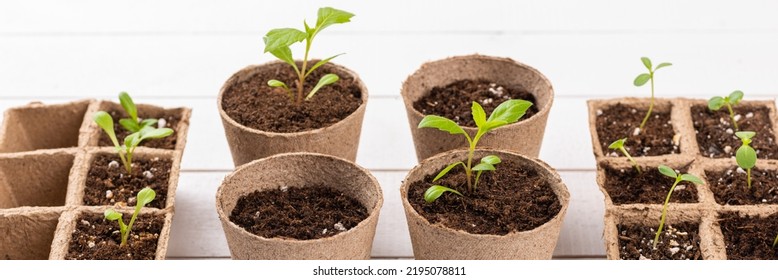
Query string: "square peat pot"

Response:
xmin=0 ymin=100 xmax=91 ymax=153
xmin=48 ymin=208 xmax=172 ymax=260
xmin=67 ymin=148 xmax=182 ymax=210
xmin=0 ymin=208 xmax=64 ymax=259
xmin=715 ymin=209 xmax=778 ymax=260
xmin=0 ymin=150 xmax=78 ymax=208
xmin=82 ymin=101 xmax=191 ymax=152
xmin=687 ymin=99 xmax=778 ymax=159
xmin=702 ymin=159 xmax=778 ymax=207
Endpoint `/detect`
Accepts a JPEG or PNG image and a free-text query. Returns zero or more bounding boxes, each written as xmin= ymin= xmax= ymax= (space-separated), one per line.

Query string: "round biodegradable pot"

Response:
xmin=400 ymin=149 xmax=569 ymax=259
xmin=218 ymin=61 xmax=368 ymax=167
xmin=216 ymin=152 xmax=383 ymax=260
xmin=401 ymin=54 xmax=554 ymax=161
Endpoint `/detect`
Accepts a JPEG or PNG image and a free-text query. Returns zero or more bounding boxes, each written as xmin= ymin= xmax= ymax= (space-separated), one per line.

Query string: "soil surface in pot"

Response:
xmin=692 ymin=105 xmax=778 ymax=159
xmin=222 ymin=62 xmax=362 ymax=133
xmin=602 ymin=163 xmax=698 ymax=205
xmin=97 ymin=109 xmax=181 ymax=150
xmin=84 ymin=154 xmax=171 ymax=209
xmin=720 ymin=212 xmax=778 ymax=260
xmin=596 ymin=103 xmax=678 ymax=157
xmin=412 ymin=79 xmax=539 ymax=127
xmin=407 ymin=159 xmax=561 ymax=235
xmin=618 ymin=222 xmax=702 ymax=260
xmin=66 ymin=212 xmax=163 ymax=260
xmin=230 ymin=186 xmax=368 ymax=240
xmin=706 ymin=167 xmax=778 ymax=205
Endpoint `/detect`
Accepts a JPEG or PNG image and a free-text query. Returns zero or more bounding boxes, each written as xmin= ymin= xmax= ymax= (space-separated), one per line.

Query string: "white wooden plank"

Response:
xmin=167 ymin=170 xmax=605 ymax=258
xmin=1 ymin=33 xmax=777 ymax=99
xmin=1 ymin=0 xmax=777 ymax=33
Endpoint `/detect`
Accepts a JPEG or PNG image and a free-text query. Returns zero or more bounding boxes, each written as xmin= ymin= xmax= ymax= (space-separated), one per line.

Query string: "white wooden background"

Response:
xmin=1 ymin=0 xmax=777 ymax=259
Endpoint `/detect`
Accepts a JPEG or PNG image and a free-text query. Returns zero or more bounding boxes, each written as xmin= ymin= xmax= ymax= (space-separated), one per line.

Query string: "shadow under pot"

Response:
xmin=218 ymin=61 xmax=368 ymax=167
xmin=400 ymin=149 xmax=569 ymax=259
xmin=400 ymin=54 xmax=554 ymax=162
xmin=215 ymin=152 xmax=383 ymax=260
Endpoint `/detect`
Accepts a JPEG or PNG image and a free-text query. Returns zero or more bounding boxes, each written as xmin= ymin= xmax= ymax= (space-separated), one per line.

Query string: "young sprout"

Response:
xmin=419 ymin=99 xmax=532 ymax=203
xmin=634 ymin=57 xmax=672 ymax=132
xmin=104 ymin=187 xmax=156 ymax=247
xmin=263 ymin=7 xmax=354 ymax=105
xmin=708 ymin=90 xmax=744 ymax=131
xmin=608 ymin=138 xmax=641 ymax=173
xmin=117 ymin=92 xmax=160 ymax=133
xmin=93 ymin=111 xmax=174 ymax=173
xmin=735 ymin=131 xmax=757 ymax=189
xmin=654 ymin=165 xmax=703 ymax=249
xmin=773 ymin=233 xmax=778 ymax=248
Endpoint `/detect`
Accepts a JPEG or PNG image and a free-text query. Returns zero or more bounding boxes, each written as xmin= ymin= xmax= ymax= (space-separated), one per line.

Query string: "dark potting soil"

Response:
xmin=706 ymin=167 xmax=778 ymax=205
xmin=84 ymin=154 xmax=171 ymax=209
xmin=618 ymin=222 xmax=703 ymax=260
xmin=596 ymin=103 xmax=679 ymax=157
xmin=407 ymin=159 xmax=561 ymax=235
xmin=412 ymin=79 xmax=539 ymax=127
xmin=691 ymin=105 xmax=778 ymax=159
xmin=719 ymin=212 xmax=778 ymax=260
xmin=97 ymin=109 xmax=180 ymax=150
xmin=229 ymin=186 xmax=369 ymax=240
xmin=601 ymin=163 xmax=698 ymax=205
xmin=66 ymin=212 xmax=163 ymax=260
xmin=221 ymin=62 xmax=363 ymax=133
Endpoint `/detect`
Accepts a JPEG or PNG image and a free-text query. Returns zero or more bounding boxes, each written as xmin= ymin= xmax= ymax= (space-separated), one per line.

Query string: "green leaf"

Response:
xmin=263 ymin=28 xmax=307 ymax=53
xmin=471 ymin=101 xmax=487 ymax=128
xmin=433 ymin=161 xmax=465 ymax=182
xmin=482 ymin=120 xmax=509 ymax=132
xmin=118 ymin=92 xmax=138 ymax=123
xmin=708 ymin=96 xmax=725 ymax=110
xmin=93 ymin=111 xmax=120 ymax=148
xmin=418 ymin=115 xmax=466 ymax=135
xmin=486 ymin=99 xmax=533 ymax=124
xmin=136 ymin=187 xmax=156 ymax=206
xmin=736 ymin=145 xmax=757 ymax=169
xmin=140 ymin=118 xmax=158 ymax=128
xmin=680 ymin=174 xmax=704 ymax=185
xmin=655 ymin=62 xmax=672 ymax=71
xmin=423 ymin=185 xmax=462 ymax=203
xmin=267 ymin=79 xmax=289 ymax=89
xmin=139 ymin=128 xmax=174 ymax=141
xmin=119 ymin=118 xmax=141 ymax=133
xmin=316 ymin=7 xmax=354 ymax=32
xmin=472 ymin=162 xmax=495 ymax=171
xmin=124 ymin=132 xmax=142 ymax=150
xmin=303 ymin=20 xmax=314 ymax=35
xmin=265 ymin=43 xmax=297 ymax=71
xmin=306 ymin=73 xmax=339 ymax=100
xmin=735 ymin=131 xmax=756 ymax=140
xmin=481 ymin=155 xmax=501 ymax=165
xmin=104 ymin=209 xmax=122 ymax=221
xmin=640 ymin=57 xmax=652 ymax=70
xmin=728 ymin=90 xmax=744 ymax=105
xmin=305 ymin=53 xmax=344 ymax=77
xmin=658 ymin=165 xmax=678 ymax=179
xmin=608 ymin=138 xmax=627 ymax=150
xmin=633 ymin=73 xmax=651 ymax=86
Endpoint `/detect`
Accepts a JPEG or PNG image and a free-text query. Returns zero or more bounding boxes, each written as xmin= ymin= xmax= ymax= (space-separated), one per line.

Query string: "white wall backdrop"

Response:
xmin=1 ymin=0 xmax=776 ymax=258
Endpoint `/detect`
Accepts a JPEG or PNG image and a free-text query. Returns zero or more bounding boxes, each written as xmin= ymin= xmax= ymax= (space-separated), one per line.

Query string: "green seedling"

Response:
xmin=634 ymin=57 xmax=672 ymax=132
xmin=735 ymin=131 xmax=757 ymax=189
xmin=419 ymin=99 xmax=532 ymax=203
xmin=93 ymin=111 xmax=174 ymax=173
xmin=773 ymin=233 xmax=778 ymax=248
xmin=608 ymin=138 xmax=641 ymax=173
xmin=117 ymin=92 xmax=159 ymax=133
xmin=654 ymin=165 xmax=703 ymax=249
xmin=708 ymin=90 xmax=744 ymax=131
xmin=104 ymin=187 xmax=156 ymax=247
xmin=264 ymin=7 xmax=354 ymax=105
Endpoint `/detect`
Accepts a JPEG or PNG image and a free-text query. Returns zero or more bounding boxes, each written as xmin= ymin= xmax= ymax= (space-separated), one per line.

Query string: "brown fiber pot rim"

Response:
xmin=217 ymin=60 xmax=369 ymax=137
xmin=215 ymin=152 xmax=383 ymax=244
xmin=401 ymin=54 xmax=554 ymax=133
xmin=400 ymin=148 xmax=570 ymax=238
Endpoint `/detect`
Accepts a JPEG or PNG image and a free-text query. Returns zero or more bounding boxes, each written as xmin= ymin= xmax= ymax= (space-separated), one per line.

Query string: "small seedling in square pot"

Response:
xmin=608 ymin=138 xmax=641 ymax=173
xmin=418 ymin=99 xmax=532 ymax=202
xmin=653 ymin=165 xmax=703 ymax=249
xmin=735 ymin=131 xmax=757 ymax=189
xmin=264 ymin=7 xmax=354 ymax=105
xmin=93 ymin=111 xmax=173 ymax=173
xmin=708 ymin=90 xmax=744 ymax=131
xmin=103 ymin=187 xmax=156 ymax=247
xmin=633 ymin=57 xmax=672 ymax=133
xmin=117 ymin=92 xmax=163 ymax=133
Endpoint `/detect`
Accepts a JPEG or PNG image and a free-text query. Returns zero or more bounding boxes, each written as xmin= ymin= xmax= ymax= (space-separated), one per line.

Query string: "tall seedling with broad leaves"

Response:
xmin=654 ymin=165 xmax=703 ymax=249
xmin=94 ymin=112 xmax=174 ymax=173
xmin=417 ymin=99 xmax=532 ymax=203
xmin=735 ymin=131 xmax=757 ymax=189
xmin=634 ymin=57 xmax=672 ymax=133
xmin=264 ymin=7 xmax=354 ymax=105
xmin=117 ymin=92 xmax=160 ymax=133
xmin=708 ymin=90 xmax=744 ymax=131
